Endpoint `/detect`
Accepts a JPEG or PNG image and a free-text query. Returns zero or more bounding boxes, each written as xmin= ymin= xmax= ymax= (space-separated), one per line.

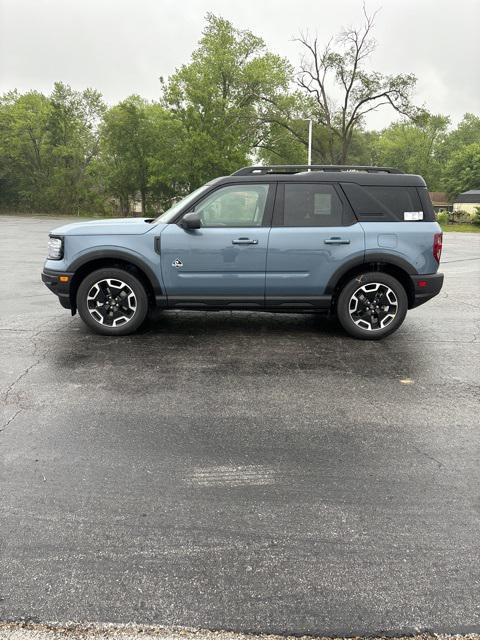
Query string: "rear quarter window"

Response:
xmin=341 ymin=183 xmax=432 ymax=221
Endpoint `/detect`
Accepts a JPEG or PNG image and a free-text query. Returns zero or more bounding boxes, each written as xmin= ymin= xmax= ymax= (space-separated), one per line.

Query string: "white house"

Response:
xmin=453 ymin=190 xmax=480 ymax=215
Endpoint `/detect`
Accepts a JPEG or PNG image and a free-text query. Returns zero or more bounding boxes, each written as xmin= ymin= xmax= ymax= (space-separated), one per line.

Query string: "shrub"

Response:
xmin=451 ymin=208 xmax=473 ymax=224
xmin=436 ymin=210 xmax=450 ymax=225
xmin=472 ymin=207 xmax=480 ymax=226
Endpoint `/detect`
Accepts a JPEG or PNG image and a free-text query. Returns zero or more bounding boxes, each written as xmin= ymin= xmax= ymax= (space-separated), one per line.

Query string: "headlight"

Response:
xmin=47 ymin=236 xmax=63 ymax=260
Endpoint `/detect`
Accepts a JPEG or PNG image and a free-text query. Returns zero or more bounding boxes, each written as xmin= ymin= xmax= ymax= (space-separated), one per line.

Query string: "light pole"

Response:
xmin=307 ymin=119 xmax=313 ymax=170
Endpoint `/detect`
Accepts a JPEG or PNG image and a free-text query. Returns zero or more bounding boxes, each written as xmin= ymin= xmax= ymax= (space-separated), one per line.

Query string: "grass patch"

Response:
xmin=440 ymin=223 xmax=480 ymax=232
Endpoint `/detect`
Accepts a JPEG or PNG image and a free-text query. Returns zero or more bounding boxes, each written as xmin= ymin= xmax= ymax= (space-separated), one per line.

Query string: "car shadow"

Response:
xmin=139 ymin=309 xmax=346 ymax=338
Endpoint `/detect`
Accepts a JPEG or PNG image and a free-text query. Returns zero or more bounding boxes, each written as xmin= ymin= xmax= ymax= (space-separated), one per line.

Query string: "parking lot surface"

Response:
xmin=1 ymin=216 xmax=479 ymax=636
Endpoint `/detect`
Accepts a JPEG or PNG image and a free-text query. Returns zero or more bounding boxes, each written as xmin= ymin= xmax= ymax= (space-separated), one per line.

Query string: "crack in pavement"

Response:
xmin=0 ymin=316 xmax=62 ymax=433
xmin=0 ymin=408 xmax=22 ymax=433
xmin=442 ymin=256 xmax=480 ymax=263
xmin=410 ymin=444 xmax=445 ymax=468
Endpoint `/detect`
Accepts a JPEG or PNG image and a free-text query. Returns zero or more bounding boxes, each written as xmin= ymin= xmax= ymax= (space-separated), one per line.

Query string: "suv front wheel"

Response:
xmin=336 ymin=272 xmax=408 ymax=340
xmin=77 ymin=268 xmax=149 ymax=336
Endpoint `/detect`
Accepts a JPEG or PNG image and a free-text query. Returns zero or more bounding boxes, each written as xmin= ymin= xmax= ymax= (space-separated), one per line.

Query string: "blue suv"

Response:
xmin=42 ymin=165 xmax=444 ymax=339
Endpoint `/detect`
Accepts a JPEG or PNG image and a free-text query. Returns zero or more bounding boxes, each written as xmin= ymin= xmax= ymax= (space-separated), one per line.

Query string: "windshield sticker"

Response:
xmin=404 ymin=211 xmax=424 ymax=221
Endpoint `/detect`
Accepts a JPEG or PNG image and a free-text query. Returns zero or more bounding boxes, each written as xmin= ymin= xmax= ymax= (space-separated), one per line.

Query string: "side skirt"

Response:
xmin=162 ymin=295 xmax=332 ymax=312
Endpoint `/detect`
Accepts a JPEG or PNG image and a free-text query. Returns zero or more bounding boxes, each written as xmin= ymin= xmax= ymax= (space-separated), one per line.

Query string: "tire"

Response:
xmin=76 ymin=268 xmax=149 ymax=336
xmin=336 ymin=272 xmax=408 ymax=340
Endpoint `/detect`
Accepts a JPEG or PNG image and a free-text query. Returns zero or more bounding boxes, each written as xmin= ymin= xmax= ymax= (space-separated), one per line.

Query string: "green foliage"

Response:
xmin=161 ymin=13 xmax=292 ymax=187
xmin=0 ymin=90 xmax=52 ymax=210
xmin=257 ymin=120 xmax=308 ymax=165
xmin=99 ymin=96 xmax=185 ymax=214
xmin=472 ymin=206 xmax=480 ymax=226
xmin=443 ymin=143 xmax=480 ymax=198
xmin=45 ymin=83 xmax=106 ymax=213
xmin=0 ymin=83 xmax=106 ymax=213
xmin=257 ymin=93 xmax=374 ymax=166
xmin=436 ymin=210 xmax=450 ymax=225
xmin=0 ymin=13 xmax=478 ymax=215
xmin=438 ymin=113 xmax=480 ymax=162
xmin=372 ymin=113 xmax=449 ymax=189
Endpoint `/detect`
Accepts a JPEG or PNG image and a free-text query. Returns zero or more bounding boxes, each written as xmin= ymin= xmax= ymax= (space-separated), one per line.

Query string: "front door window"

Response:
xmin=194 ymin=184 xmax=269 ymax=227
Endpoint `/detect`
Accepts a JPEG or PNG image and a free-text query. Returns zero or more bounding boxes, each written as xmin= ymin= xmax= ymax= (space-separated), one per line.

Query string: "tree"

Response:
xmin=0 ymin=83 xmax=106 ymax=213
xmin=162 ymin=13 xmax=292 ymax=186
xmin=1 ymin=13 xmax=475 ymax=216
xmin=372 ymin=113 xmax=449 ymax=188
xmin=257 ymin=115 xmax=372 ymax=166
xmin=46 ymin=82 xmax=106 ymax=213
xmin=257 ymin=119 xmax=311 ymax=165
xmin=0 ymin=90 xmax=52 ymax=210
xmin=440 ymin=113 xmax=480 ymax=158
xmin=255 ymin=92 xmax=336 ymax=164
xmin=100 ymin=96 xmax=185 ymax=214
xmin=443 ymin=143 xmax=480 ymax=198
xmin=295 ymin=6 xmax=418 ymax=163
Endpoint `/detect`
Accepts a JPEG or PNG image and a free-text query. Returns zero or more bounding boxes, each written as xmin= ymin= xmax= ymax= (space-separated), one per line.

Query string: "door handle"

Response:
xmin=232 ymin=238 xmax=258 ymax=245
xmin=324 ymin=237 xmax=351 ymax=245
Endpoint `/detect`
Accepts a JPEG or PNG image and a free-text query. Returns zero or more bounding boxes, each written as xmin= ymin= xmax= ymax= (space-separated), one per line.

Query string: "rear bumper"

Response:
xmin=409 ymin=272 xmax=444 ymax=308
xmin=42 ymin=268 xmax=74 ymax=310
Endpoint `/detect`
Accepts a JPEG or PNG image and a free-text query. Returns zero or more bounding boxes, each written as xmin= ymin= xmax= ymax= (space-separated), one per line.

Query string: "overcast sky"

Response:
xmin=1 ymin=0 xmax=479 ymax=130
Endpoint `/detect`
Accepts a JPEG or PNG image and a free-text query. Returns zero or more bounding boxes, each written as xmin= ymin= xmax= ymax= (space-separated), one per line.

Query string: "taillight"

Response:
xmin=433 ymin=232 xmax=443 ymax=263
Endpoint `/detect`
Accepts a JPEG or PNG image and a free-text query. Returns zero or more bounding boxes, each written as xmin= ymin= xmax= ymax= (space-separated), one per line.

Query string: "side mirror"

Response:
xmin=180 ymin=212 xmax=201 ymax=230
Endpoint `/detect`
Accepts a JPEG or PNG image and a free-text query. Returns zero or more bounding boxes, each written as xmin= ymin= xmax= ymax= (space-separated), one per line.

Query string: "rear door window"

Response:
xmin=283 ymin=183 xmax=343 ymax=227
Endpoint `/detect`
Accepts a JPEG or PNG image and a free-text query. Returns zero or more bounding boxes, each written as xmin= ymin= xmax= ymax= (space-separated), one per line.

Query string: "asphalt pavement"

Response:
xmin=1 ymin=216 xmax=479 ymax=636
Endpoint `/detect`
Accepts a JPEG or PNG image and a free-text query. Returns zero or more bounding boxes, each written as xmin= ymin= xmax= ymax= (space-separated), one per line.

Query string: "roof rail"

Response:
xmin=232 ymin=165 xmax=404 ymax=176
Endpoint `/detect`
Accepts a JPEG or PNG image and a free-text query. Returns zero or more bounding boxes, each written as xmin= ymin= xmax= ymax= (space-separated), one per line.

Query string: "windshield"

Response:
xmin=153 ymin=185 xmax=210 ymax=224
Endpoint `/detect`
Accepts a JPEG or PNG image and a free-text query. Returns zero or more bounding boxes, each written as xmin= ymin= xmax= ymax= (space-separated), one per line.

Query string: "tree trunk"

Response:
xmin=340 ymin=129 xmax=354 ymax=164
xmin=327 ymin=133 xmax=336 ymax=164
xmin=120 ymin=195 xmax=129 ymax=215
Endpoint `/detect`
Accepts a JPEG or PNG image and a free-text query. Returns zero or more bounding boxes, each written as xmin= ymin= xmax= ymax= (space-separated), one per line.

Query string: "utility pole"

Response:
xmin=307 ymin=119 xmax=313 ymax=170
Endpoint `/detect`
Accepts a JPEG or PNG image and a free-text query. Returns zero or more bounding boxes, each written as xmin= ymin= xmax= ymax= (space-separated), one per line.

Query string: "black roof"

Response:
xmin=454 ymin=190 xmax=480 ymax=203
xmin=209 ymin=165 xmax=426 ymax=187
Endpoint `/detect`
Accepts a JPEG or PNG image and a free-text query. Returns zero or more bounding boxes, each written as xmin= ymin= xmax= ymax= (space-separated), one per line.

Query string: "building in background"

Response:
xmin=429 ymin=192 xmax=452 ymax=213
xmin=453 ymin=190 xmax=480 ymax=216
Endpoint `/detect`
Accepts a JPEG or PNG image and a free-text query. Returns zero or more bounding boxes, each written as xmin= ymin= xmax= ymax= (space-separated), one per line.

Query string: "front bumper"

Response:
xmin=42 ymin=268 xmax=74 ymax=310
xmin=410 ymin=272 xmax=444 ymax=308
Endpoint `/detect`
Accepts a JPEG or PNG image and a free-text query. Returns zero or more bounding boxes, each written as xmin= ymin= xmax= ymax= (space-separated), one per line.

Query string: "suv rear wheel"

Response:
xmin=336 ymin=272 xmax=408 ymax=340
xmin=77 ymin=268 xmax=148 ymax=336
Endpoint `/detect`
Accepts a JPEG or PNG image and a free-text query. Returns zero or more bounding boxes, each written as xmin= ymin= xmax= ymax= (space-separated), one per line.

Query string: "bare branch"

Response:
xmin=292 ymin=4 xmax=416 ymax=162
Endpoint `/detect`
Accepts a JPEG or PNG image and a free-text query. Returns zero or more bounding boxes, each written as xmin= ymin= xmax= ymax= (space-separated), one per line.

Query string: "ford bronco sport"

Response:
xmin=42 ymin=165 xmax=444 ymax=339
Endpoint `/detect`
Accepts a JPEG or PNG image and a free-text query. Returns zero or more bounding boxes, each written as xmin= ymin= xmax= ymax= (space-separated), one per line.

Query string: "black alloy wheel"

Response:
xmin=336 ymin=272 xmax=408 ymax=340
xmin=77 ymin=268 xmax=149 ymax=335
